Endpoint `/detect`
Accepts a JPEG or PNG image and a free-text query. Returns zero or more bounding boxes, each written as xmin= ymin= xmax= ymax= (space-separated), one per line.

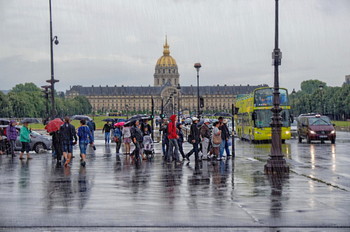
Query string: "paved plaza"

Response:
xmin=0 ymin=132 xmax=350 ymax=231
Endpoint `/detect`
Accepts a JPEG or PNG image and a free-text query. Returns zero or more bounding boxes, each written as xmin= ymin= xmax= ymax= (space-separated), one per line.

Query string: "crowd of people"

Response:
xmin=0 ymin=115 xmax=233 ymax=167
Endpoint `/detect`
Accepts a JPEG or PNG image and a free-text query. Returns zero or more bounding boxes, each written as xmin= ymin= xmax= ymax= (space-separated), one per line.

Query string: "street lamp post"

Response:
xmin=41 ymin=85 xmax=51 ymax=120
xmin=194 ymin=63 xmax=201 ymax=119
xmin=177 ymin=84 xmax=181 ymax=123
xmin=291 ymin=88 xmax=296 ymax=116
xmin=265 ymin=0 xmax=289 ymax=174
xmin=47 ymin=0 xmax=59 ymax=119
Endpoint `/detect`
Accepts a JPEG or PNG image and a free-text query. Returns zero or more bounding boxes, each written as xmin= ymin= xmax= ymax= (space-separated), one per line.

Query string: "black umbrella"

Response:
xmin=0 ymin=118 xmax=10 ymax=125
xmin=129 ymin=114 xmax=150 ymax=121
xmin=124 ymin=119 xmax=137 ymax=127
xmin=70 ymin=115 xmax=92 ymax=121
xmin=102 ymin=118 xmax=115 ymax=122
xmin=21 ymin=118 xmax=40 ymax=124
xmin=213 ymin=112 xmax=233 ymax=117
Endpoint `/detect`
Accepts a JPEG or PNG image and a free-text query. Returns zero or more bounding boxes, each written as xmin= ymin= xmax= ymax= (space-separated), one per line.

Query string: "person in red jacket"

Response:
xmin=166 ymin=114 xmax=181 ymax=163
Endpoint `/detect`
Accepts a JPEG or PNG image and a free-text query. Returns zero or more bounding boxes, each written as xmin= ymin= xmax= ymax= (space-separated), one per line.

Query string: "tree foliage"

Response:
xmin=2 ymin=83 xmax=92 ymax=118
xmin=292 ymin=80 xmax=350 ymax=120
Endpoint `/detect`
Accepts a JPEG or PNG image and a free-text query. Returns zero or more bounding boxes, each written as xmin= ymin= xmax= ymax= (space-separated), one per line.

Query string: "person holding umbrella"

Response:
xmin=6 ymin=120 xmax=18 ymax=157
xmin=113 ymin=124 xmax=123 ymax=154
xmin=60 ymin=117 xmax=77 ymax=167
xmin=77 ymin=120 xmax=93 ymax=167
xmin=19 ymin=122 xmax=32 ymax=160
xmin=45 ymin=118 xmax=64 ymax=164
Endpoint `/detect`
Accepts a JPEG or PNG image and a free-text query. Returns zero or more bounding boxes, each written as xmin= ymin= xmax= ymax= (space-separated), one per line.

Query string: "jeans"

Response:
xmin=79 ymin=142 xmax=88 ymax=154
xmin=105 ymin=132 xmax=110 ymax=143
xmin=187 ymin=142 xmax=199 ymax=161
xmin=167 ymin=139 xmax=180 ymax=161
xmin=62 ymin=140 xmax=73 ymax=153
xmin=219 ymin=139 xmax=230 ymax=158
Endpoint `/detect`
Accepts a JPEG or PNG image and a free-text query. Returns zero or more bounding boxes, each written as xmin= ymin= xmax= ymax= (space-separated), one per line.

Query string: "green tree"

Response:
xmin=0 ymin=92 xmax=12 ymax=117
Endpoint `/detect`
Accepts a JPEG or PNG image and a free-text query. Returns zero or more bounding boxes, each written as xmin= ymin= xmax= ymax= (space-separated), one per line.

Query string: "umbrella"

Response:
xmin=114 ymin=121 xmax=125 ymax=127
xmin=0 ymin=118 xmax=10 ymax=125
xmin=213 ymin=112 xmax=233 ymax=117
xmin=117 ymin=118 xmax=126 ymax=123
xmin=124 ymin=119 xmax=137 ymax=127
xmin=129 ymin=114 xmax=150 ymax=121
xmin=70 ymin=115 xmax=92 ymax=121
xmin=102 ymin=118 xmax=115 ymax=122
xmin=21 ymin=118 xmax=40 ymax=124
xmin=45 ymin=118 xmax=64 ymax=133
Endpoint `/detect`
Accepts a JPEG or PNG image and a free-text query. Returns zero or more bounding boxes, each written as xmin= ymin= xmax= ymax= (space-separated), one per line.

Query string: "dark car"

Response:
xmin=297 ymin=114 xmax=336 ymax=144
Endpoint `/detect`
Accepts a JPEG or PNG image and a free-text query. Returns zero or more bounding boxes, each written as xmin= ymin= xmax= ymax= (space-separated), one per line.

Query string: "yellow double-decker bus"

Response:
xmin=235 ymin=87 xmax=292 ymax=143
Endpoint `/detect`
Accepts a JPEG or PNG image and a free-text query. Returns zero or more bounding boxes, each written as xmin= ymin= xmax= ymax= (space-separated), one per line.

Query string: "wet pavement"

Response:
xmin=0 ymin=132 xmax=350 ymax=231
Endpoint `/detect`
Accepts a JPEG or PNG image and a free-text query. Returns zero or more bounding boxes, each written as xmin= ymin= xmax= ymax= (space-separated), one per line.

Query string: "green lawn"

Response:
xmin=333 ymin=121 xmax=350 ymax=127
xmin=28 ymin=116 xmax=127 ymax=131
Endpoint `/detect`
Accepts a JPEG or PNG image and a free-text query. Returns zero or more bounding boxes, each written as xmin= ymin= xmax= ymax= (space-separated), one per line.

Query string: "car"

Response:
xmin=297 ymin=113 xmax=336 ymax=144
xmin=1 ymin=125 xmax=52 ymax=153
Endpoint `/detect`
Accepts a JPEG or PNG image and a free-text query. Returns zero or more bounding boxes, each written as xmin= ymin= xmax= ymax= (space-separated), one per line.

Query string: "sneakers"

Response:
xmin=81 ymin=160 xmax=86 ymax=167
xmin=217 ymin=157 xmax=222 ymax=161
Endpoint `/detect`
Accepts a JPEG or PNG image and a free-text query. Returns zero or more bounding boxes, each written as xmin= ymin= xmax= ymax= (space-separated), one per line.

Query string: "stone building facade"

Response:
xmin=66 ymin=38 xmax=267 ymax=116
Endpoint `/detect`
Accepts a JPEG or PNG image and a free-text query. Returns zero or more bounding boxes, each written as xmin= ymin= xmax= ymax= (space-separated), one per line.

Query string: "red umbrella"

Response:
xmin=45 ymin=118 xmax=64 ymax=133
xmin=114 ymin=121 xmax=125 ymax=127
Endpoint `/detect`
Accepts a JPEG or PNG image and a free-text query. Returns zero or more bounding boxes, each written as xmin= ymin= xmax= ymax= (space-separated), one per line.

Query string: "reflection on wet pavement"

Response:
xmin=0 ymin=132 xmax=349 ymax=230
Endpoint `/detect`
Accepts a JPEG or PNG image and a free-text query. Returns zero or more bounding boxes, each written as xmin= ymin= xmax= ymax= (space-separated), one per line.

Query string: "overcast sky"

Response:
xmin=1 ymin=0 xmax=349 ymax=92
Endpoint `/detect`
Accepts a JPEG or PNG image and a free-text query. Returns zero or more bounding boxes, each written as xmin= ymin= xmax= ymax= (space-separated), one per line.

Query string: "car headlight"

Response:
xmin=330 ymin=130 xmax=335 ymax=134
xmin=309 ymin=130 xmax=316 ymax=134
xmin=285 ymin=131 xmax=290 ymax=134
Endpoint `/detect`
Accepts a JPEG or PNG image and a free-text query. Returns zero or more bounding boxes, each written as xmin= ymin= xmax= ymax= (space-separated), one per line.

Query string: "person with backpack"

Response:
xmin=185 ymin=117 xmax=201 ymax=162
xmin=77 ymin=120 xmax=94 ymax=167
xmin=113 ymin=124 xmax=123 ymax=154
xmin=60 ymin=117 xmax=77 ymax=167
xmin=200 ymin=118 xmax=211 ymax=160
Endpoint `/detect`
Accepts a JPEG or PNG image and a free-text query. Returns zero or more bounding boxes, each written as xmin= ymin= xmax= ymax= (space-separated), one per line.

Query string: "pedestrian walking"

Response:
xmin=87 ymin=119 xmax=96 ymax=142
xmin=122 ymin=125 xmax=132 ymax=155
xmin=77 ymin=120 xmax=94 ymax=167
xmin=19 ymin=122 xmax=32 ymax=160
xmin=211 ymin=121 xmax=222 ymax=160
xmin=167 ymin=115 xmax=181 ymax=163
xmin=6 ymin=120 xmax=18 ymax=157
xmin=200 ymin=118 xmax=211 ymax=160
xmin=60 ymin=117 xmax=77 ymax=167
xmin=131 ymin=120 xmax=144 ymax=160
xmin=185 ymin=117 xmax=201 ymax=162
xmin=159 ymin=119 xmax=169 ymax=158
xmin=51 ymin=130 xmax=63 ymax=164
xmin=102 ymin=122 xmax=112 ymax=144
xmin=113 ymin=124 xmax=123 ymax=153
xmin=176 ymin=123 xmax=185 ymax=159
xmin=219 ymin=118 xmax=231 ymax=159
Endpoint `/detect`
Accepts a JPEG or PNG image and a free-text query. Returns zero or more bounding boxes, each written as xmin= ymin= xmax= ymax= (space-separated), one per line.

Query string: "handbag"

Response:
xmin=213 ymin=134 xmax=221 ymax=145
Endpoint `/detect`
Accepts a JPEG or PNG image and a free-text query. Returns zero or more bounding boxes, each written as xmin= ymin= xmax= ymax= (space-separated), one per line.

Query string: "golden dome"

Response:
xmin=156 ymin=36 xmax=177 ymax=67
